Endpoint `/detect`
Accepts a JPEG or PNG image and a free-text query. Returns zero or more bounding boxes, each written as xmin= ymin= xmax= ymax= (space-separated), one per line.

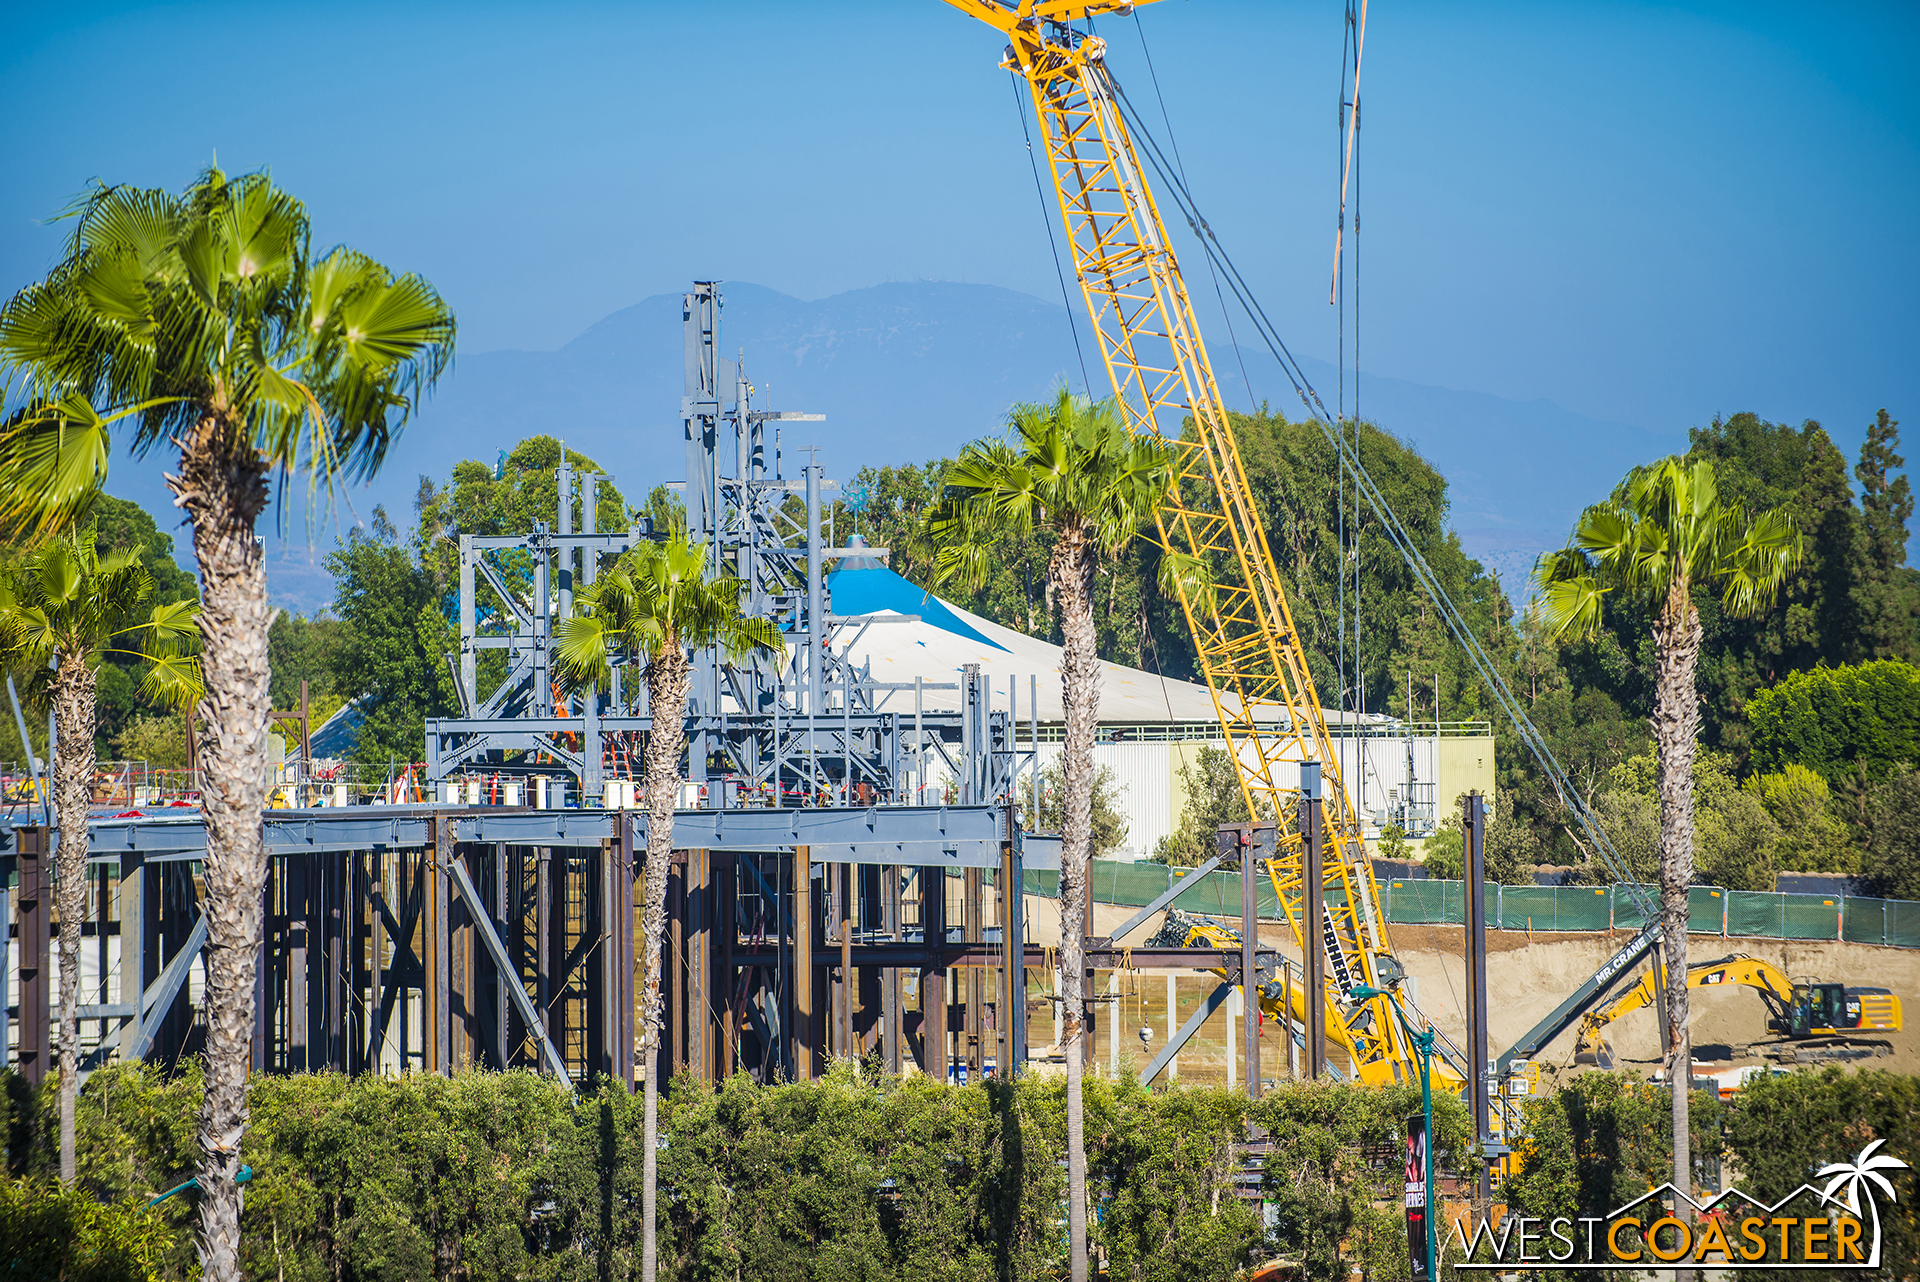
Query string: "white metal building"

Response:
xmin=828 ymin=560 xmax=1493 ymax=860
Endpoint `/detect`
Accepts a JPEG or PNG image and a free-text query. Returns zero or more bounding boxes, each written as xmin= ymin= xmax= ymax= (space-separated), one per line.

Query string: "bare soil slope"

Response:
xmin=1019 ymin=895 xmax=1920 ymax=1085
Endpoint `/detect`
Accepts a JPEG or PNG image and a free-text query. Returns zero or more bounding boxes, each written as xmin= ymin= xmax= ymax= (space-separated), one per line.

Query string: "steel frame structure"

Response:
xmin=426 ymin=282 xmax=1024 ymax=815
xmin=1 ymin=804 xmax=1051 ymax=1087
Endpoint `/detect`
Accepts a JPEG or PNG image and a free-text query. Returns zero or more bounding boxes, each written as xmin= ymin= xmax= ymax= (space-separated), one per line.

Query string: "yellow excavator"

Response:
xmin=1575 ymin=953 xmax=1903 ymax=1069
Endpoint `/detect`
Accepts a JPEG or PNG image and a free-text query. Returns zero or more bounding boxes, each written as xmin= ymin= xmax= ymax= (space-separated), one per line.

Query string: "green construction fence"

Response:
xmin=1021 ymin=860 xmax=1920 ymax=948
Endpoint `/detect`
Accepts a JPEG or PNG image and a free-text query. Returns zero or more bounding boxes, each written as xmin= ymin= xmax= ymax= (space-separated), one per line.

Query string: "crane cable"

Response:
xmin=1097 ymin=69 xmax=1654 ymax=915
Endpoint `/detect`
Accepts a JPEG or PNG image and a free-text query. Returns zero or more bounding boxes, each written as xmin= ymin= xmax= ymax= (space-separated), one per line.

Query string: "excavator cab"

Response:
xmin=1790 ymin=982 xmax=1850 ymax=1037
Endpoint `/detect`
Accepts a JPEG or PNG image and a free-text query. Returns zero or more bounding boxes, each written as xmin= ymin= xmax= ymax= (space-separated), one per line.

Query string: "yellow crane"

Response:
xmin=941 ymin=0 xmax=1425 ymax=1086
xmin=1576 ymin=953 xmax=1903 ymax=1070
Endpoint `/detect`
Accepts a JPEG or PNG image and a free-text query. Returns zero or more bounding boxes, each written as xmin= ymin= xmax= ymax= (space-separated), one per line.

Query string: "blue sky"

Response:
xmin=3 ymin=0 xmax=1916 ymax=539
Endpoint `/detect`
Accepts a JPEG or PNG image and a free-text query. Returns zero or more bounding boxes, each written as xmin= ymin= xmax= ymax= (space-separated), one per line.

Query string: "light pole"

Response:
xmin=1354 ymin=983 xmax=1436 ymax=1278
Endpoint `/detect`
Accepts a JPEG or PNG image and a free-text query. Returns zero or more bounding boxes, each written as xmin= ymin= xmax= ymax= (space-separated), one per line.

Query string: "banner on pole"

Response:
xmin=1406 ymin=1111 xmax=1431 ymax=1277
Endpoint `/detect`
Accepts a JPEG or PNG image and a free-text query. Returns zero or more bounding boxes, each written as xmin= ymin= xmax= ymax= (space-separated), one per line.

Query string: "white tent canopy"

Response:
xmin=821 ymin=560 xmax=1361 ymax=729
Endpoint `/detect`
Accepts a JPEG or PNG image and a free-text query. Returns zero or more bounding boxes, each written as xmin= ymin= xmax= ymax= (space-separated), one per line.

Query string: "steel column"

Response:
xmin=15 ymin=828 xmax=50 ymax=1083
xmin=1302 ymin=762 xmax=1326 ymax=1081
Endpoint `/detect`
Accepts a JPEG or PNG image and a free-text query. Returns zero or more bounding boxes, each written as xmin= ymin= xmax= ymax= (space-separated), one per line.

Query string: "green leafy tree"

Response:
xmin=1722 ymin=1067 xmax=1919 ymax=1270
xmin=325 ymin=513 xmax=457 ymax=767
xmin=1683 ymin=413 xmax=1863 ymax=756
xmin=1748 ymin=659 xmax=1920 ymax=787
xmin=1855 ymin=767 xmax=1920 ymax=900
xmin=1504 ymin=598 xmax=1652 ymax=867
xmin=1410 ymin=802 xmax=1539 ymax=885
xmin=1505 ymin=1072 xmax=1726 ymax=1254
xmin=1152 ymin=745 xmax=1248 ymax=866
xmin=267 ymin=611 xmax=349 ymax=729
xmin=1545 ymin=411 xmax=1918 ymax=778
xmin=0 ymin=525 xmax=198 ymax=1186
xmin=927 ymin=389 xmax=1179 ymax=1282
xmin=1157 ymin=409 xmax=1508 ymax=719
xmin=1483 ymin=806 xmax=1547 ymax=885
xmin=1086 ymin=1076 xmax=1261 ymax=1280
xmin=1255 ymin=1080 xmax=1470 ymax=1281
xmin=0 ymin=1177 xmax=172 ymax=1281
xmin=415 ymin=435 xmax=628 ymax=588
xmin=114 ymin=713 xmax=191 ymax=768
xmin=555 ymin=534 xmax=781 ymax=1282
xmin=1536 ymin=454 xmax=1800 ymax=1226
xmin=1850 ymin=409 xmax=1920 ymax=660
xmin=414 ymin=437 xmax=630 ymax=714
xmin=1421 ymin=813 xmax=1465 ymax=879
xmin=1745 ymin=763 xmax=1852 ymax=874
xmin=0 ymin=168 xmax=453 ymax=1279
xmin=1021 ymin=758 xmax=1131 ymax=860
xmin=1600 ymin=749 xmax=1782 ymax=890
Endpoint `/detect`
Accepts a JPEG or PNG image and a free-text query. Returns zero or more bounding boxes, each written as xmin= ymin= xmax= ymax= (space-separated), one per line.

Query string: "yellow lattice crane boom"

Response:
xmin=942 ymin=0 xmax=1423 ymax=1086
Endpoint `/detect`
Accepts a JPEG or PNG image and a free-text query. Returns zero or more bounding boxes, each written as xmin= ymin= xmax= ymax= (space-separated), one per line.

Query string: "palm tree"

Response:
xmin=1535 ymin=455 xmax=1799 ymax=1243
xmin=0 ymin=170 xmax=452 ymax=1279
xmin=927 ymin=390 xmax=1179 ymax=1282
xmin=0 ymin=522 xmax=200 ymax=1186
xmin=555 ymin=534 xmax=782 ymax=1282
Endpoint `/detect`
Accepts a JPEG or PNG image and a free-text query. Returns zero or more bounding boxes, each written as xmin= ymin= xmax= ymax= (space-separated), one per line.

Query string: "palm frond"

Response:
xmin=927 ymin=387 xmax=1172 ymax=596
xmin=555 ymin=613 xmax=613 ymax=690
xmin=0 ymin=168 xmax=455 ymax=527
xmin=1537 ymin=574 xmax=1609 ymax=641
xmin=1157 ymin=548 xmax=1215 ymax=614
xmin=137 ymin=653 xmax=203 ymax=710
xmin=0 ymin=400 xmax=111 ymax=541
xmin=1716 ymin=505 xmax=1803 ymax=617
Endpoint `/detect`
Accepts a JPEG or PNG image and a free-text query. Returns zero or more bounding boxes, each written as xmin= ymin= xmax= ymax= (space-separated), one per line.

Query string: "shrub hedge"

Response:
xmin=0 ymin=1062 xmax=1477 ymax=1282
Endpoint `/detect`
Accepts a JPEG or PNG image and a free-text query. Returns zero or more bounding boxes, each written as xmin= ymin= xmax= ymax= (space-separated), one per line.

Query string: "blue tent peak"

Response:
xmin=825 ymin=547 xmax=1009 ymax=652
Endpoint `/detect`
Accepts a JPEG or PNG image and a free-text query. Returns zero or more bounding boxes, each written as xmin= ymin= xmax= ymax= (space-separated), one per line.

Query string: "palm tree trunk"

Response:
xmin=1050 ymin=529 xmax=1098 ymax=1282
xmin=1651 ymin=576 xmax=1702 ymax=1276
xmin=171 ymin=420 xmax=272 ymax=1282
xmin=640 ymin=642 xmax=691 ymax=1282
xmin=52 ymin=652 xmax=96 ymax=1187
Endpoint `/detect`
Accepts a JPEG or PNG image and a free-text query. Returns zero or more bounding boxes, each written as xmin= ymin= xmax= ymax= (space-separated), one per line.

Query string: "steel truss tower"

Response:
xmin=426 ymin=282 xmax=1018 ymax=812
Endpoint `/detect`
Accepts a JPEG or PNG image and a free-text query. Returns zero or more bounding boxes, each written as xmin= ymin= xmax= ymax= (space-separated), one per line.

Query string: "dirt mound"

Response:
xmin=1386 ymin=925 xmax=1920 ymax=1081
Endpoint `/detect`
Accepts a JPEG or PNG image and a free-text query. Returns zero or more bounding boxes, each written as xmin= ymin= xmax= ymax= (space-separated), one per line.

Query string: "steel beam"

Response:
xmin=1302 ymin=762 xmax=1326 ymax=1081
xmin=1142 ymin=980 xmax=1233 ymax=1085
xmin=1104 ymin=852 xmax=1226 ymax=943
xmin=446 ymin=855 xmax=570 ymax=1078
xmin=53 ymin=804 xmax=1013 ymax=866
xmin=126 ymin=915 xmax=208 ymax=1061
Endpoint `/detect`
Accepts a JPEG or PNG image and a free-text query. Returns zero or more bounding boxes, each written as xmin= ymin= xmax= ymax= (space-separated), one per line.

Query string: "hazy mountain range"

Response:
xmin=101 ymin=281 xmax=1680 ymax=614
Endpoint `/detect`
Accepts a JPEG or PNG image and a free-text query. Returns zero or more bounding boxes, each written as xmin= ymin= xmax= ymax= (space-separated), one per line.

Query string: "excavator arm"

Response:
xmin=1576 ymin=954 xmax=1795 ymax=1069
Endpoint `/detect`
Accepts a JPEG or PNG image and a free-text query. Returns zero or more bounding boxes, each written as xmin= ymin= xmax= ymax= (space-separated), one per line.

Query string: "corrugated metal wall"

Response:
xmin=1026 ymin=732 xmax=1495 ymax=861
